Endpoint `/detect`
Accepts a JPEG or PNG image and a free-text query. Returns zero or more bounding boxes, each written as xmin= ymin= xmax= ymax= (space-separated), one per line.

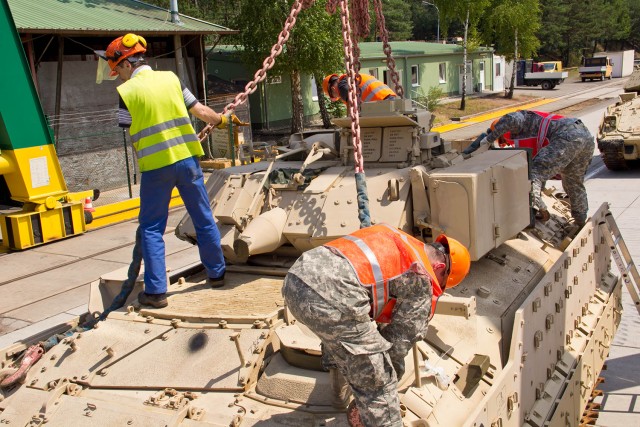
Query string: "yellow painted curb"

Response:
xmin=433 ymin=98 xmax=557 ymax=134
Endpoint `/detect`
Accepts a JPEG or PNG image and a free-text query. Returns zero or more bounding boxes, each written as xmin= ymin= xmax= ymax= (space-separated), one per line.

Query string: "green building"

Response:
xmin=207 ymin=41 xmax=496 ymax=130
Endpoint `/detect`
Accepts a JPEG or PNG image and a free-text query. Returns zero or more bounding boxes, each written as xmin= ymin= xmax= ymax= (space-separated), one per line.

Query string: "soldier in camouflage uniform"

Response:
xmin=466 ymin=110 xmax=594 ymax=226
xmin=282 ymin=224 xmax=471 ymax=427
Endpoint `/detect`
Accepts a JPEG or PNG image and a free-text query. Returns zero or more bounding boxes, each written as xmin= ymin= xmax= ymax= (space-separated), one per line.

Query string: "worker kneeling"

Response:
xmin=282 ymin=224 xmax=470 ymax=426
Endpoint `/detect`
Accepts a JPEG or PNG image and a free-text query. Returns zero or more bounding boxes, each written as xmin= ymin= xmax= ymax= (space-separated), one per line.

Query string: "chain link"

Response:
xmin=338 ymin=0 xmax=364 ymax=173
xmin=199 ymin=0 xmax=400 ymax=174
xmin=373 ymin=0 xmax=403 ymax=97
xmin=198 ymin=0 xmax=315 ymax=142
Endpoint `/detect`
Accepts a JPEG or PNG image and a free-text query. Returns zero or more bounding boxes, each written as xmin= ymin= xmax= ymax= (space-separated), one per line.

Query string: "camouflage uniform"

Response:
xmin=486 ymin=111 xmax=595 ymax=224
xmin=282 ymin=246 xmax=433 ymax=427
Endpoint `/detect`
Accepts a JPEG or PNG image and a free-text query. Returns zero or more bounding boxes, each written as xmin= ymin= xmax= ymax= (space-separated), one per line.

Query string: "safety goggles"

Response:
xmin=430 ymin=242 xmax=451 ymax=278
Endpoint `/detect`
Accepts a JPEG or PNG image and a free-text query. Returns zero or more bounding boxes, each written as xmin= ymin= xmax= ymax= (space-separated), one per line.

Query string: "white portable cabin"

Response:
xmin=594 ymin=50 xmax=635 ymax=77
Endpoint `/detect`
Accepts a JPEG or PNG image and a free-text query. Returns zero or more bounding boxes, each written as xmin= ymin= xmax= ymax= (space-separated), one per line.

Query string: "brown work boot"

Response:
xmin=208 ymin=273 xmax=225 ymax=289
xmin=137 ymin=291 xmax=168 ymax=308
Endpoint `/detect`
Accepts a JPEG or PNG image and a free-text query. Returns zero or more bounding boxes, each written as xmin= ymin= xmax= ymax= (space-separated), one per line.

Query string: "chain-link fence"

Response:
xmin=49 ymin=96 xmax=251 ymax=206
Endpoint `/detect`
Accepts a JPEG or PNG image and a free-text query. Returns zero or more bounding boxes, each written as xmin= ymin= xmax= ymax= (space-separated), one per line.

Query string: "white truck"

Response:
xmin=516 ymin=59 xmax=568 ymax=90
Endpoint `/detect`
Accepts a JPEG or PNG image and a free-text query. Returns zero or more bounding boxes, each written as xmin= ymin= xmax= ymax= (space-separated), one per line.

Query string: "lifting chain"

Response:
xmin=198 ymin=0 xmax=315 ymax=142
xmin=337 ymin=0 xmax=364 ymax=173
xmin=198 ymin=0 xmax=392 ymax=228
xmin=373 ymin=0 xmax=403 ymax=97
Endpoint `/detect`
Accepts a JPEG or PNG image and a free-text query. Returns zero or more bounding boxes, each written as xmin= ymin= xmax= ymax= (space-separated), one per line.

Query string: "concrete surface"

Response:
xmin=0 ymin=208 xmax=197 ymax=340
xmin=0 ymin=79 xmax=638 ymax=425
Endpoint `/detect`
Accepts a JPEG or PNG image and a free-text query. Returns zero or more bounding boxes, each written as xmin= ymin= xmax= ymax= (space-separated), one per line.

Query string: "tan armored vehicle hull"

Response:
xmin=0 ymin=101 xmax=624 ymax=427
xmin=597 ymin=92 xmax=640 ymax=170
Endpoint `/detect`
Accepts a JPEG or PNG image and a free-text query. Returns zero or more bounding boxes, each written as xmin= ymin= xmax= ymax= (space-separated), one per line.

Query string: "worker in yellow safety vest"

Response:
xmin=282 ymin=224 xmax=471 ymax=427
xmin=101 ymin=34 xmax=232 ymax=308
xmin=322 ymin=73 xmax=397 ymax=106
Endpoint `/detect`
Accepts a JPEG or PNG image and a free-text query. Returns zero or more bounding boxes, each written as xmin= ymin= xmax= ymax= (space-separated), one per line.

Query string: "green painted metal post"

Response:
xmin=228 ymin=119 xmax=235 ymax=166
xmin=122 ymin=128 xmax=133 ymax=198
xmin=0 ymin=0 xmax=56 ymax=151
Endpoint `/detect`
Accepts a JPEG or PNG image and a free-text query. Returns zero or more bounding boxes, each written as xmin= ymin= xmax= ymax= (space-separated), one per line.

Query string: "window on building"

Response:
xmin=439 ymin=63 xmax=446 ymax=83
xmin=411 ymin=65 xmax=419 ymax=86
xmin=495 ymin=63 xmax=501 ymax=77
xmin=383 ymin=70 xmax=402 ymax=86
xmin=369 ymin=68 xmax=379 ymax=79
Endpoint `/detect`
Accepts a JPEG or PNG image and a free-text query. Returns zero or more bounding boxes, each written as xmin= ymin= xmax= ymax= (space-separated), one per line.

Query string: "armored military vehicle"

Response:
xmin=0 ymin=100 xmax=627 ymax=427
xmin=597 ymin=92 xmax=640 ymax=170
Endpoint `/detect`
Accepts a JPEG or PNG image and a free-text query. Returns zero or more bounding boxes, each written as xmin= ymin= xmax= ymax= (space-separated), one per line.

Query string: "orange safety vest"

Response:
xmin=498 ymin=111 xmax=565 ymax=158
xmin=338 ymin=73 xmax=397 ymax=104
xmin=324 ymin=224 xmax=442 ymax=323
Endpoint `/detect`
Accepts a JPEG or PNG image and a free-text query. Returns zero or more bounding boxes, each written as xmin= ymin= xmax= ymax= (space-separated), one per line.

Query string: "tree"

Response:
xmin=628 ymin=0 xmax=640 ymax=50
xmin=536 ymin=0 xmax=571 ymax=63
xmin=481 ymin=0 xmax=541 ymax=98
xmin=233 ymin=0 xmax=343 ymax=133
xmin=599 ymin=0 xmax=631 ymax=51
xmin=537 ymin=0 xmax=630 ymax=66
xmin=377 ymin=0 xmax=413 ymax=41
xmin=435 ymin=0 xmax=490 ymax=110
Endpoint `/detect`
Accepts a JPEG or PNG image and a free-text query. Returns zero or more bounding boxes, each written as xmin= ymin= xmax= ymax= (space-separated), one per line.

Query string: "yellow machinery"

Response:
xmin=0 ymin=0 xmax=92 ymax=250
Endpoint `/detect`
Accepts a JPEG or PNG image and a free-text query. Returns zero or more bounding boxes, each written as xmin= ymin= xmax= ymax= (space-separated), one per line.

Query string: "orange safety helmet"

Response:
xmin=435 ymin=234 xmax=471 ymax=288
xmin=105 ymin=33 xmax=147 ymax=76
xmin=322 ymin=74 xmax=340 ymax=101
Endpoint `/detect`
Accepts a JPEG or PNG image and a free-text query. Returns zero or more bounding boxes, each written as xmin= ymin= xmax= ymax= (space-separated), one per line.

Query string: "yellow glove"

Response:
xmin=215 ymin=115 xmax=229 ymax=129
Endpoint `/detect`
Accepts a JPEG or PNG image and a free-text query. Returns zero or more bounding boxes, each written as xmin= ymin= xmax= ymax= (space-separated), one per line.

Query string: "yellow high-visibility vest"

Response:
xmin=118 ymin=69 xmax=203 ymax=172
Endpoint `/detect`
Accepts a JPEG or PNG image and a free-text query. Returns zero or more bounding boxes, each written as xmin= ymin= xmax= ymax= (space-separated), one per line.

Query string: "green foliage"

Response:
xmin=414 ymin=86 xmax=444 ymax=112
xmin=322 ymin=94 xmax=347 ymax=118
xmin=377 ymin=0 xmax=414 ymax=41
xmin=232 ymin=0 xmax=343 ymax=77
xmin=434 ymin=0 xmax=491 ymax=38
xmin=481 ymin=0 xmax=541 ymax=61
xmin=411 ymin=1 xmax=439 ymax=41
xmin=629 ymin=0 xmax=640 ymax=50
xmin=537 ymin=0 xmax=631 ymax=66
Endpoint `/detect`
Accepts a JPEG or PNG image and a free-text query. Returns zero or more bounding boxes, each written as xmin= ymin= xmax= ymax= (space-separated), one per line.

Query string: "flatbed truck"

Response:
xmin=516 ymin=59 xmax=568 ymax=90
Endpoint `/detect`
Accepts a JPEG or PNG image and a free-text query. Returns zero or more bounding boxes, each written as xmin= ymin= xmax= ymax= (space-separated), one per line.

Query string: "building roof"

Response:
xmin=7 ymin=0 xmax=235 ymax=36
xmin=359 ymin=41 xmax=493 ymax=58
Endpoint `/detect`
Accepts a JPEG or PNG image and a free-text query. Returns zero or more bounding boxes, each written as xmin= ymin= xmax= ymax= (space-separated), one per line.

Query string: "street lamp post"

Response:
xmin=423 ymin=1 xmax=440 ymax=43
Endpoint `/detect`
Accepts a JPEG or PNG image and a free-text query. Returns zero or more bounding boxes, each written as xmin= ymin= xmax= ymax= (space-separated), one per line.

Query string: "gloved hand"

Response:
xmin=215 ymin=115 xmax=229 ymax=129
xmin=463 ymin=132 xmax=488 ymax=155
xmin=535 ymin=209 xmax=551 ymax=222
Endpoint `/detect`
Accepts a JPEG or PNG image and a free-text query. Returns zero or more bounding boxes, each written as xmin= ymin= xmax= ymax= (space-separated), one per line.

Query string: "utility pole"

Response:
xmin=423 ymin=1 xmax=440 ymax=43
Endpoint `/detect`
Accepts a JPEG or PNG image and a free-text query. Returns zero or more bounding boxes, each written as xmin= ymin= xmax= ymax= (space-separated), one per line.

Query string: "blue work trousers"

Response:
xmin=139 ymin=156 xmax=225 ymax=294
